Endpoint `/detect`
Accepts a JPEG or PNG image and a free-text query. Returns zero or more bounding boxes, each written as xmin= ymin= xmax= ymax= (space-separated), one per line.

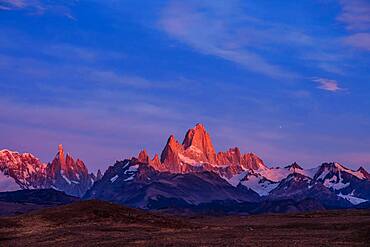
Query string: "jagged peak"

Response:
xmin=0 ymin=149 xmax=16 ymax=154
xmin=316 ymin=162 xmax=367 ymax=180
xmin=66 ymin=153 xmax=74 ymax=159
xmin=244 ymin=152 xmax=257 ymax=157
xmin=182 ymin=123 xmax=212 ymax=148
xmin=0 ymin=149 xmax=38 ymax=159
xmin=182 ymin=123 xmax=216 ymax=163
xmin=137 ymin=149 xmax=150 ymax=164
xmin=56 ymin=144 xmax=66 ymax=167
xmin=152 ymin=153 xmax=160 ymax=162
xmin=58 ymin=144 xmax=64 ymax=153
xmin=358 ymin=166 xmax=365 ymax=171
xmin=160 ymin=135 xmax=183 ymax=164
xmin=285 ymin=162 xmax=303 ymax=170
xmin=226 ymin=147 xmax=241 ymax=154
xmin=320 ymin=162 xmax=351 ymax=172
xmin=96 ymin=169 xmax=103 ymax=180
xmin=149 ymin=153 xmax=164 ymax=171
xmin=357 ymin=166 xmax=368 ymax=172
xmin=167 ymin=135 xmax=181 ymax=147
xmin=357 ymin=166 xmax=370 ymax=179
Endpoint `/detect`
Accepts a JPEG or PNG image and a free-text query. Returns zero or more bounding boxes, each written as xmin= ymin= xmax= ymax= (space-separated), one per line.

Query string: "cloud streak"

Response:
xmin=337 ymin=0 xmax=370 ymax=31
xmin=158 ymin=0 xmax=298 ymax=79
xmin=0 ymin=0 xmax=76 ymax=19
xmin=312 ymin=78 xmax=343 ymax=92
xmin=344 ymin=33 xmax=370 ymax=51
xmin=338 ymin=0 xmax=370 ymax=52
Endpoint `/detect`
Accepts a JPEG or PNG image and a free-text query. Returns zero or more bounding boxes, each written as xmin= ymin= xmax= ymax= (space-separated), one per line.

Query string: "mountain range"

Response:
xmin=0 ymin=144 xmax=97 ymax=197
xmin=1 ymin=124 xmax=369 ymax=213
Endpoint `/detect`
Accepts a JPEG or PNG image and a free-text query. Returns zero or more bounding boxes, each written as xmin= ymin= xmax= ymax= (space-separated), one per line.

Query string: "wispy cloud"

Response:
xmin=158 ymin=0 xmax=298 ymax=79
xmin=0 ymin=0 xmax=77 ymax=19
xmin=337 ymin=0 xmax=370 ymax=52
xmin=337 ymin=0 xmax=370 ymax=31
xmin=344 ymin=32 xmax=370 ymax=51
xmin=0 ymin=0 xmax=27 ymax=10
xmin=312 ymin=78 xmax=344 ymax=92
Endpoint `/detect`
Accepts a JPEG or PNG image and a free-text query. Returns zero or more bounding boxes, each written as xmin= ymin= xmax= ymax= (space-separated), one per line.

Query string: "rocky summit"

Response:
xmin=0 ymin=145 xmax=96 ymax=197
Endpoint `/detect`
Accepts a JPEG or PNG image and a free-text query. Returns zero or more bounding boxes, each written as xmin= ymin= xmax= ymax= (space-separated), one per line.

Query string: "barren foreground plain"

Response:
xmin=0 ymin=200 xmax=369 ymax=247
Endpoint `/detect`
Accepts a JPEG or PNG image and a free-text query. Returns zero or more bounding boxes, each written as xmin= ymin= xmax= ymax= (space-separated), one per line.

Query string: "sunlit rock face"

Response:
xmin=0 ymin=150 xmax=49 ymax=191
xmin=0 ymin=145 xmax=94 ymax=197
xmin=182 ymin=123 xmax=217 ymax=164
xmin=138 ymin=123 xmax=267 ymax=175
xmin=48 ymin=144 xmax=94 ymax=197
xmin=127 ymin=123 xmax=370 ymax=207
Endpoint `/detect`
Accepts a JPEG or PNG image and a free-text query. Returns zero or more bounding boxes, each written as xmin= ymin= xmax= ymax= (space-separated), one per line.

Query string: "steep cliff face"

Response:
xmin=139 ymin=123 xmax=266 ymax=175
xmin=48 ymin=144 xmax=93 ymax=197
xmin=160 ymin=135 xmax=184 ymax=173
xmin=182 ymin=123 xmax=217 ymax=164
xmin=0 ymin=145 xmax=94 ymax=197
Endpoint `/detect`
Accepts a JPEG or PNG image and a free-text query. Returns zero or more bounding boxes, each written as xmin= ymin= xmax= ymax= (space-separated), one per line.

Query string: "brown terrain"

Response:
xmin=0 ymin=200 xmax=369 ymax=247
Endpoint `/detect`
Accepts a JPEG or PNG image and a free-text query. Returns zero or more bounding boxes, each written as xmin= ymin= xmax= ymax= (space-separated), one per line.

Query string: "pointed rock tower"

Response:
xmin=48 ymin=144 xmax=93 ymax=197
xmin=160 ymin=135 xmax=184 ymax=173
xmin=137 ymin=149 xmax=150 ymax=164
xmin=140 ymin=123 xmax=267 ymax=174
xmin=182 ymin=123 xmax=217 ymax=164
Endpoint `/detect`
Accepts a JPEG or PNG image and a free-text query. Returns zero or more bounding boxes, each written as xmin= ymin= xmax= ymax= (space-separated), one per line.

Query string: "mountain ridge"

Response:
xmin=0 ymin=145 xmax=95 ymax=197
xmin=85 ymin=124 xmax=370 ymax=210
xmin=1 ymin=123 xmax=369 ymax=212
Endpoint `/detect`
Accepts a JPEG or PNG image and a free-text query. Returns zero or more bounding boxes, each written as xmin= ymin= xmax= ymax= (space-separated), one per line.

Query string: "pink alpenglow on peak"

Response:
xmin=182 ymin=123 xmax=217 ymax=164
xmin=0 ymin=145 xmax=95 ymax=197
xmin=137 ymin=123 xmax=267 ymax=175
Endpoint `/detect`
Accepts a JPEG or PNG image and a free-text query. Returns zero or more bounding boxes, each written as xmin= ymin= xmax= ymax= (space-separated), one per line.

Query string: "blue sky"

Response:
xmin=0 ymin=0 xmax=369 ymax=171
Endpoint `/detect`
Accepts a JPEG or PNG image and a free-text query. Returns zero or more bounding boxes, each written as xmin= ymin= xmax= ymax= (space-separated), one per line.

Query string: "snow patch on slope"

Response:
xmin=0 ymin=171 xmax=21 ymax=192
xmin=61 ymin=171 xmax=72 ymax=185
xmin=297 ymin=167 xmax=319 ymax=178
xmin=110 ymin=175 xmax=119 ymax=183
xmin=222 ymin=171 xmax=247 ymax=187
xmin=123 ymin=175 xmax=135 ymax=181
xmin=338 ymin=192 xmax=368 ymax=205
xmin=125 ymin=165 xmax=139 ymax=173
xmin=323 ymin=175 xmax=350 ymax=190
xmin=259 ymin=167 xmax=292 ymax=182
xmin=178 ymin=153 xmax=202 ymax=166
xmin=240 ymin=175 xmax=278 ymax=196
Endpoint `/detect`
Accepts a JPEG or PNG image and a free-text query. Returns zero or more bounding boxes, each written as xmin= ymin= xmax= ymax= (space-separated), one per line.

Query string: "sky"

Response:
xmin=0 ymin=0 xmax=370 ymax=172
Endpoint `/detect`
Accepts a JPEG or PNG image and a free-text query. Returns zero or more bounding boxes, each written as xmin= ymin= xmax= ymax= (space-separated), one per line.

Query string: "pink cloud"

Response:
xmin=312 ymin=78 xmax=343 ymax=92
xmin=337 ymin=0 xmax=370 ymax=31
xmin=344 ymin=33 xmax=370 ymax=51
